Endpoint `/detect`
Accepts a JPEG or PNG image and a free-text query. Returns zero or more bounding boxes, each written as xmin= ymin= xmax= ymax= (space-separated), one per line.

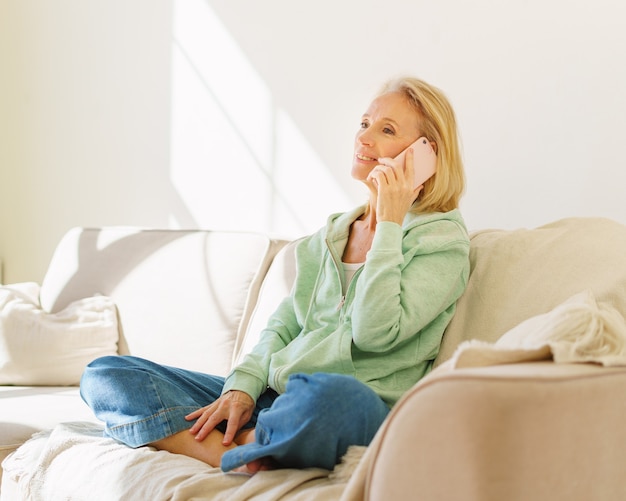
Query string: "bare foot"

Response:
xmin=233 ymin=457 xmax=278 ymax=474
xmin=231 ymin=428 xmax=278 ymax=475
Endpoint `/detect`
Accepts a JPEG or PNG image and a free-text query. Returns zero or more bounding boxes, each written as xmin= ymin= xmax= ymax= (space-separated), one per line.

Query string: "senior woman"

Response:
xmin=80 ymin=76 xmax=470 ymax=474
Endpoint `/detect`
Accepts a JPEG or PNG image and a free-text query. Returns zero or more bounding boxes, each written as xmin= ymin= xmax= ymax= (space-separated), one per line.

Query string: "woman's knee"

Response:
xmin=80 ymin=356 xmax=147 ymax=403
xmin=287 ymin=373 xmax=377 ymax=403
xmin=85 ymin=355 xmax=145 ymax=371
xmin=284 ymin=373 xmax=389 ymax=426
xmin=246 ymin=373 xmax=390 ymax=469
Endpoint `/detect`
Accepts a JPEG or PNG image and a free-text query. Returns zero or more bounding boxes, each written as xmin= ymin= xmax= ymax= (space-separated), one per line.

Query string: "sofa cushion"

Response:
xmin=233 ymin=239 xmax=299 ymax=366
xmin=0 ymin=283 xmax=119 ymax=385
xmin=0 ymin=385 xmax=97 ymax=488
xmin=436 ymin=217 xmax=626 ymax=366
xmin=39 ymin=228 xmax=288 ymax=375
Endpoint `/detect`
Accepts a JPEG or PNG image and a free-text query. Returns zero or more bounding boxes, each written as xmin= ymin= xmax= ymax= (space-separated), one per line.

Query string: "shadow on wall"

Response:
xmin=168 ymin=0 xmax=352 ymax=237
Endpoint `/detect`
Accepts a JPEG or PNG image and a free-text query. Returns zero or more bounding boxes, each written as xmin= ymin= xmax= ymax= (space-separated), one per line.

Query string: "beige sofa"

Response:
xmin=2 ymin=217 xmax=626 ymax=500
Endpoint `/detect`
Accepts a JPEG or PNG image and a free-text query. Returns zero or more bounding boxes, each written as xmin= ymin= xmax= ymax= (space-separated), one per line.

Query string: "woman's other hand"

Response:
xmin=185 ymin=390 xmax=255 ymax=446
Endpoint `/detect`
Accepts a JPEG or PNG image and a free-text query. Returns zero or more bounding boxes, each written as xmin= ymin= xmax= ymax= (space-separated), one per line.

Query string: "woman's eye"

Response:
xmin=383 ymin=127 xmax=395 ymax=135
xmin=360 ymin=121 xmax=369 ymax=129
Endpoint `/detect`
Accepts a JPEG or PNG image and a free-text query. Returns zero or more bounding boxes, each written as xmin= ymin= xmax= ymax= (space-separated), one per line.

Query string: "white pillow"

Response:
xmin=0 ymin=283 xmax=119 ymax=385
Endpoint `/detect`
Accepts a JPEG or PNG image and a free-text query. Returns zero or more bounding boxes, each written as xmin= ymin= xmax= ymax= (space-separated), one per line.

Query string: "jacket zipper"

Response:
xmin=325 ymin=238 xmax=365 ymax=316
xmin=336 ymin=295 xmax=346 ymax=310
xmin=325 ymin=237 xmax=345 ymax=311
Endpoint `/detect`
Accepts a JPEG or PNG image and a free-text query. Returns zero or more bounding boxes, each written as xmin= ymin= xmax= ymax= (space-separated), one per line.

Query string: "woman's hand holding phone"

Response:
xmin=367 ymin=137 xmax=437 ymax=224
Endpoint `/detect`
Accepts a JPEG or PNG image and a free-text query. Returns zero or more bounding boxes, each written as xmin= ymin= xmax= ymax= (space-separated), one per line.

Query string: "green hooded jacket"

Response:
xmin=223 ymin=204 xmax=470 ymax=407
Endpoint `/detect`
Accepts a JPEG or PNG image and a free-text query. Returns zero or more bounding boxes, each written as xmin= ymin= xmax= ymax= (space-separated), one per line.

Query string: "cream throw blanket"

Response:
xmin=443 ymin=289 xmax=626 ymax=370
xmin=3 ymin=422 xmax=349 ymax=501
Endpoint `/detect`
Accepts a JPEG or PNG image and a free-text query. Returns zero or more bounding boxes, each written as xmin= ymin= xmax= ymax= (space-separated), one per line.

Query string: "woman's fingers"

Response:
xmin=222 ymin=391 xmax=254 ymax=445
xmin=222 ymin=407 xmax=252 ymax=445
xmin=185 ymin=406 xmax=208 ymax=421
xmin=367 ymin=163 xmax=393 ymax=186
xmin=404 ymin=147 xmax=415 ymax=186
xmin=369 ymin=156 xmax=413 ymax=188
xmin=194 ymin=403 xmax=231 ymax=440
xmin=185 ymin=390 xmax=255 ymax=444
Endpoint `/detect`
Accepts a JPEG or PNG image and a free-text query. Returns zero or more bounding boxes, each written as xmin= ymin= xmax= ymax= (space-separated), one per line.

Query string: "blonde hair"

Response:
xmin=379 ymin=77 xmax=465 ymax=213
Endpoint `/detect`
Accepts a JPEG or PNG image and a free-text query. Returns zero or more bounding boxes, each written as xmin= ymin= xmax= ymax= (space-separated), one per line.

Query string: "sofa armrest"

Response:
xmin=365 ymin=362 xmax=626 ymax=501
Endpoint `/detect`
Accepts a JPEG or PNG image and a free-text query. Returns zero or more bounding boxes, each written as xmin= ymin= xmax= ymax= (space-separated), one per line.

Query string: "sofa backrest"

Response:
xmin=39 ymin=227 xmax=288 ymax=376
xmin=39 ymin=217 xmax=626 ymax=379
xmin=435 ymin=217 xmax=626 ymax=366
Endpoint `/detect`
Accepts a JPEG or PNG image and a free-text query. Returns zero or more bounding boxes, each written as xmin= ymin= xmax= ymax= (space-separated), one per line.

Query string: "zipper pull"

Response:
xmin=336 ymin=295 xmax=346 ymax=310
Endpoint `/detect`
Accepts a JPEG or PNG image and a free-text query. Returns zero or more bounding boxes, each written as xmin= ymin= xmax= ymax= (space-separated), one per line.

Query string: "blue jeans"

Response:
xmin=80 ymin=355 xmax=390 ymax=471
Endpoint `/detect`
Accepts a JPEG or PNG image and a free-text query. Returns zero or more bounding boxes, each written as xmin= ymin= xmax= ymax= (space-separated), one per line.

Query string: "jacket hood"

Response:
xmin=325 ymin=204 xmax=467 ymax=242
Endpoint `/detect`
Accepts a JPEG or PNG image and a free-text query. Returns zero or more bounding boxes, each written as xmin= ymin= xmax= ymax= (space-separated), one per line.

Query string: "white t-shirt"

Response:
xmin=342 ymin=261 xmax=364 ymax=293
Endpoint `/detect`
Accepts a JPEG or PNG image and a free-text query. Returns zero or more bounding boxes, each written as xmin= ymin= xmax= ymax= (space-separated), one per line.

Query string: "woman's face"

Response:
xmin=352 ymin=91 xmax=421 ymax=182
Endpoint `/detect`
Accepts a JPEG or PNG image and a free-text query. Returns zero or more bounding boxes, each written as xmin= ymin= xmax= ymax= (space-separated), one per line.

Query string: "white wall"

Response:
xmin=1 ymin=0 xmax=625 ymax=284
xmin=0 ymin=0 xmax=173 ymax=283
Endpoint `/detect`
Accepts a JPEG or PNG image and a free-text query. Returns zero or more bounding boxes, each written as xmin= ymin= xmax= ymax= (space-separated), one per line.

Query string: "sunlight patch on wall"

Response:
xmin=272 ymin=110 xmax=354 ymax=231
xmin=170 ymin=0 xmax=350 ymax=237
xmin=170 ymin=42 xmax=272 ymax=231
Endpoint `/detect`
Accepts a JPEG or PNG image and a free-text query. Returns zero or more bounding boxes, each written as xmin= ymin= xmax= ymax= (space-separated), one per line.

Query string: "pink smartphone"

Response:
xmin=394 ymin=137 xmax=437 ymax=189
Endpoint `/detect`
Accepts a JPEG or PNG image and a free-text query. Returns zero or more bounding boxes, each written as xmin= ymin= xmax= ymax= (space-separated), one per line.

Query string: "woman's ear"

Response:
xmin=430 ymin=141 xmax=438 ymax=154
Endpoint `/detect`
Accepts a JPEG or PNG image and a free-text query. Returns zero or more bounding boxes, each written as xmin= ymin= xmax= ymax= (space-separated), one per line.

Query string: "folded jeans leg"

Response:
xmin=221 ymin=372 xmax=390 ymax=471
xmin=80 ymin=355 xmax=277 ymax=447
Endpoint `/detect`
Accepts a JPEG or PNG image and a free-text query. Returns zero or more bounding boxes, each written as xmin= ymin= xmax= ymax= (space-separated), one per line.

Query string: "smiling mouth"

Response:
xmin=356 ymin=153 xmax=377 ymax=162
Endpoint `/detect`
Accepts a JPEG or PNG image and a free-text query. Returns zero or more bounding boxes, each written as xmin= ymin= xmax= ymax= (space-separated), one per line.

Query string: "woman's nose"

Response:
xmin=357 ymin=129 xmax=374 ymax=146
